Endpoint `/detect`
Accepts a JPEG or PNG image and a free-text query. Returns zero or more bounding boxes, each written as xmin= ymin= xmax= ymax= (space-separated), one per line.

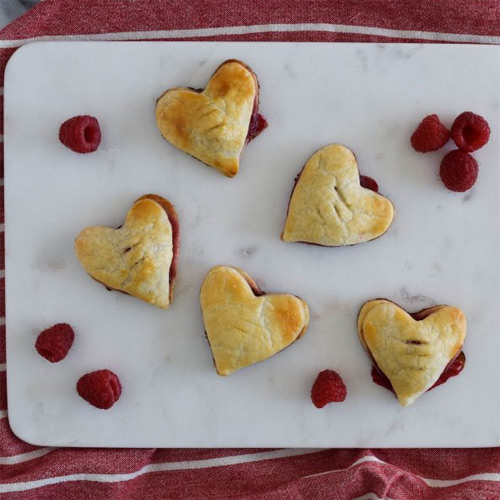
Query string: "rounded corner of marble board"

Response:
xmin=3 ymin=41 xmax=49 ymax=85
xmin=3 ymin=408 xmax=47 ymax=448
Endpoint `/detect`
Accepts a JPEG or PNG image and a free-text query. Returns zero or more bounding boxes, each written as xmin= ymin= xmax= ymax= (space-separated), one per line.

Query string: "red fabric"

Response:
xmin=0 ymin=1 xmax=499 ymax=498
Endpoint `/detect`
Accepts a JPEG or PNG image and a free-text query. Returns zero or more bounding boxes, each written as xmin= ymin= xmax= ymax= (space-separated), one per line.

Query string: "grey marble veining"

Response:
xmin=4 ymin=42 xmax=500 ymax=447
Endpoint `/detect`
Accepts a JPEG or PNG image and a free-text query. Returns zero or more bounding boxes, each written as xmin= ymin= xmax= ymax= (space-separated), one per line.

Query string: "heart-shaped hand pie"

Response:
xmin=156 ymin=59 xmax=267 ymax=178
xmin=358 ymin=299 xmax=467 ymax=406
xmin=282 ymin=144 xmax=394 ymax=246
xmin=75 ymin=194 xmax=179 ymax=309
xmin=200 ymin=266 xmax=309 ymax=375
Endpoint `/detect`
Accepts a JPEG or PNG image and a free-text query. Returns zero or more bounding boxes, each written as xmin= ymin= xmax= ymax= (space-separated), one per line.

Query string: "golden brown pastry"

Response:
xmin=156 ymin=59 xmax=267 ymax=178
xmin=200 ymin=265 xmax=309 ymax=375
xmin=358 ymin=299 xmax=467 ymax=407
xmin=75 ymin=194 xmax=179 ymax=309
xmin=282 ymin=144 xmax=394 ymax=246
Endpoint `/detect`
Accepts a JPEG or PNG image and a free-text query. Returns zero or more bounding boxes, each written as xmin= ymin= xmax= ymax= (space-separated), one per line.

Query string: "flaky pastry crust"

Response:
xmin=200 ymin=265 xmax=309 ymax=376
xmin=75 ymin=196 xmax=176 ymax=309
xmin=282 ymin=144 xmax=394 ymax=246
xmin=357 ymin=299 xmax=466 ymax=406
xmin=156 ymin=60 xmax=259 ymax=178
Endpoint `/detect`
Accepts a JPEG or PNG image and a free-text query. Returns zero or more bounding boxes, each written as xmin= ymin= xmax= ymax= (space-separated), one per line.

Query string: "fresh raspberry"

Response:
xmin=359 ymin=175 xmax=379 ymax=192
xmin=439 ymin=150 xmax=478 ymax=192
xmin=410 ymin=114 xmax=450 ymax=152
xmin=311 ymin=369 xmax=347 ymax=408
xmin=451 ymin=111 xmax=490 ymax=152
xmin=59 ymin=115 xmax=101 ymax=153
xmin=77 ymin=369 xmax=122 ymax=410
xmin=35 ymin=323 xmax=75 ymax=363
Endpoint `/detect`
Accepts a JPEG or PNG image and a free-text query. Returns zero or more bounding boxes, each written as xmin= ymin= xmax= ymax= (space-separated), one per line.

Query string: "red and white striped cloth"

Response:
xmin=0 ymin=1 xmax=499 ymax=498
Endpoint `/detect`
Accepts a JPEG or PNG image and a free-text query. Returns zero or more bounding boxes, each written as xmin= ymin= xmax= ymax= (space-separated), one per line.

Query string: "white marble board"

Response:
xmin=4 ymin=42 xmax=500 ymax=448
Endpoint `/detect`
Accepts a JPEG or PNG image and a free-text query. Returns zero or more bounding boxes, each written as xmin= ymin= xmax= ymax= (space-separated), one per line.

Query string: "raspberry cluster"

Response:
xmin=411 ymin=111 xmax=490 ymax=192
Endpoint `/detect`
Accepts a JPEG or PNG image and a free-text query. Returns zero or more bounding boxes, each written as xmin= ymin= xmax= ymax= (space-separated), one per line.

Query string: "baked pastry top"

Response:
xmin=200 ymin=265 xmax=309 ymax=376
xmin=358 ymin=299 xmax=467 ymax=406
xmin=156 ymin=59 xmax=266 ymax=178
xmin=75 ymin=194 xmax=179 ymax=309
xmin=282 ymin=144 xmax=394 ymax=246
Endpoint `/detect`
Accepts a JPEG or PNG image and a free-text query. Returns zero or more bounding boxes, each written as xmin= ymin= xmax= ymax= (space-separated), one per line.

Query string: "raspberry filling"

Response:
xmin=244 ymin=63 xmax=267 ymax=144
xmin=245 ymin=277 xmax=264 ymax=297
xmin=359 ymin=175 xmax=379 ymax=192
xmin=367 ymin=305 xmax=466 ymax=395
xmin=371 ymin=351 xmax=466 ymax=393
xmin=246 ymin=112 xmax=268 ymax=143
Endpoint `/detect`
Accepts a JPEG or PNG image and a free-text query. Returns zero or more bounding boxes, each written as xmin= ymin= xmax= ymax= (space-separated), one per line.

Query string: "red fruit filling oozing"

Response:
xmin=371 ymin=351 xmax=466 ymax=394
xmin=360 ymin=175 xmax=379 ymax=192
xmin=368 ymin=305 xmax=466 ymax=396
xmin=245 ymin=76 xmax=268 ymax=144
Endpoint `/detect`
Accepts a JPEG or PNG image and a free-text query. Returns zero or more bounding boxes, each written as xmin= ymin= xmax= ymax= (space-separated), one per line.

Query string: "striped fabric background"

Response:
xmin=0 ymin=1 xmax=499 ymax=498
